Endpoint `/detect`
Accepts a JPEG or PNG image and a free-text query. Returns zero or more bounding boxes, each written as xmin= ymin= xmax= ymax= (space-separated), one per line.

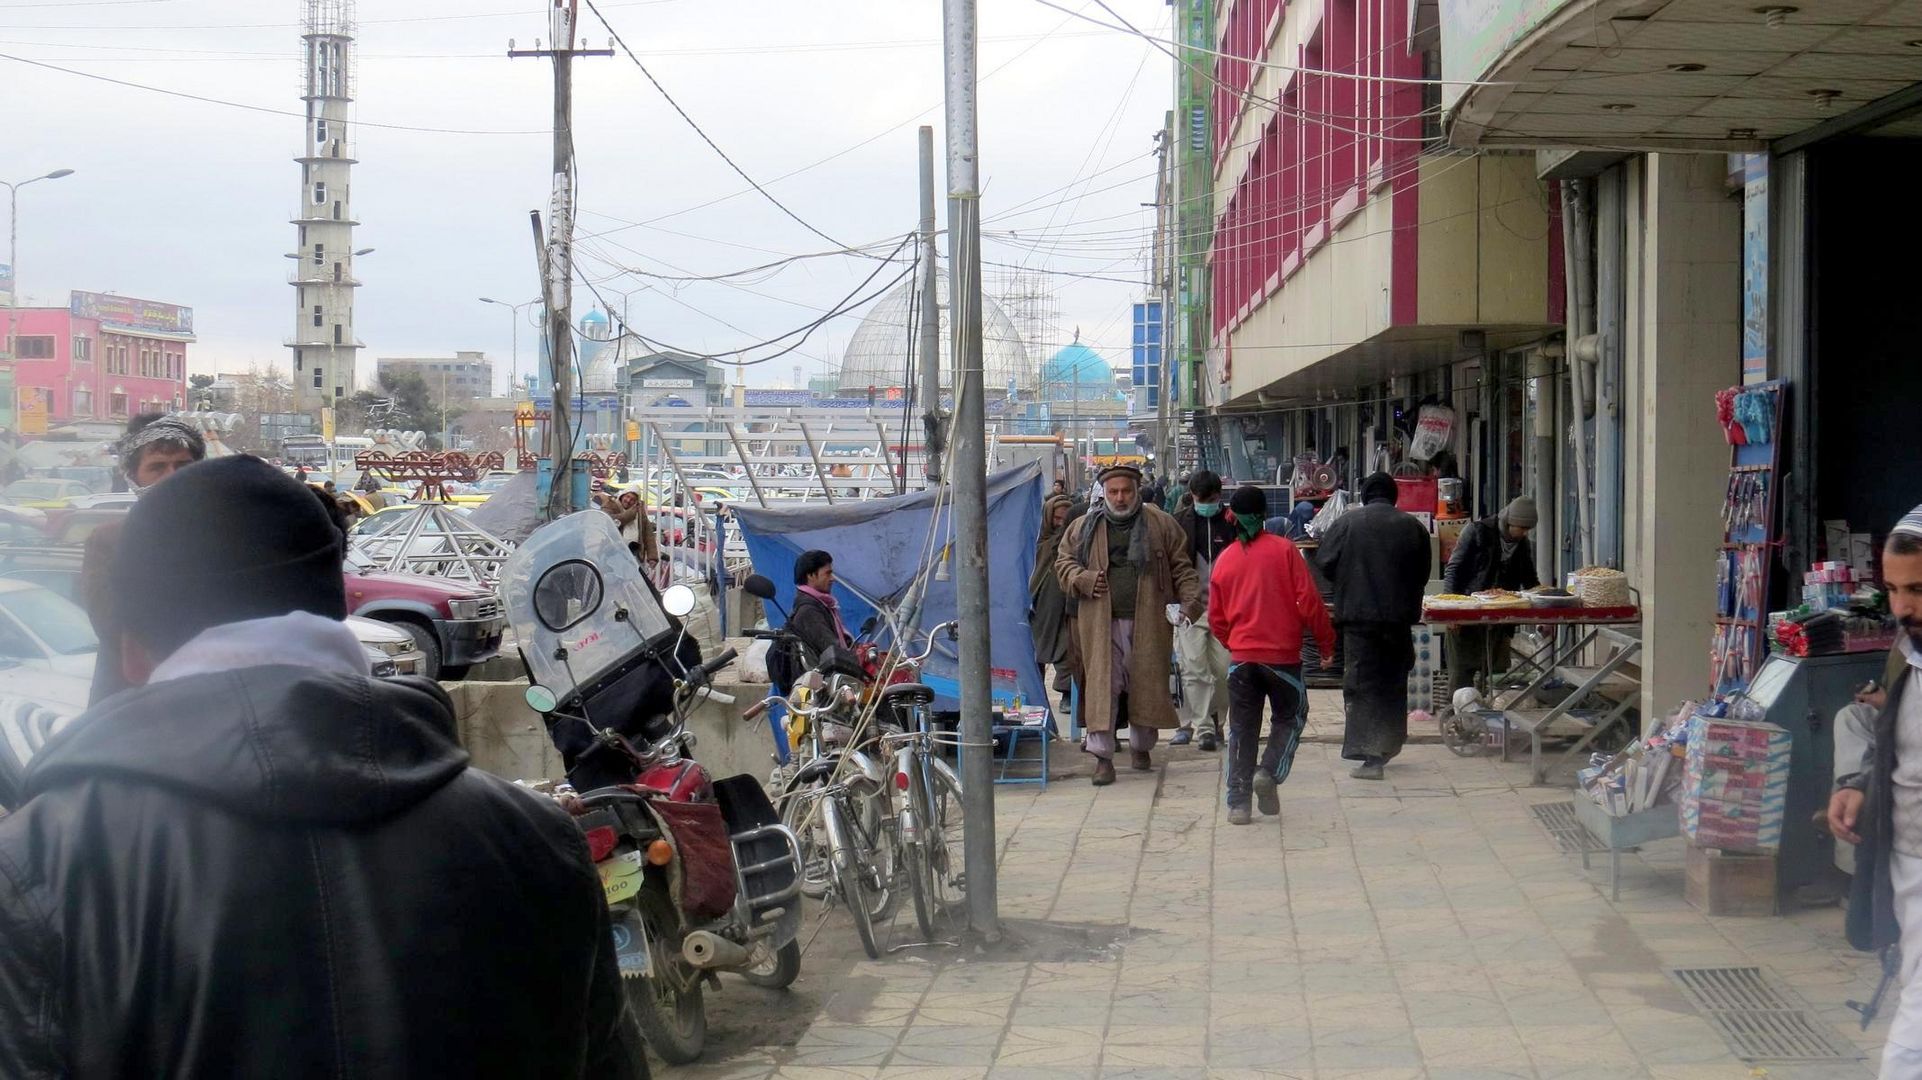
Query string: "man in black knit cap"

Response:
xmin=0 ymin=456 xmax=636 ymax=1078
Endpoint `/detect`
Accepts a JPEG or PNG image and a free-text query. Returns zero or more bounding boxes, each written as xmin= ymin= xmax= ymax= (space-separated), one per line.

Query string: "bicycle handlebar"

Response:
xmin=905 ymin=621 xmax=959 ymax=664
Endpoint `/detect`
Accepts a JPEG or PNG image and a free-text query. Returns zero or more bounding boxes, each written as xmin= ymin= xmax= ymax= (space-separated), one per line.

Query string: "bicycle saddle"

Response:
xmin=878 ymin=682 xmax=936 ymax=709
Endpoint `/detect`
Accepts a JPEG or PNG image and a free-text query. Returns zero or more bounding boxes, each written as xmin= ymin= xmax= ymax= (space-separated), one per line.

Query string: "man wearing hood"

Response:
xmin=1169 ymin=469 xmax=1236 ymax=750
xmin=1056 ymin=464 xmax=1201 ymax=786
xmin=1315 ymin=472 xmax=1433 ymax=780
xmin=0 ymin=456 xmax=635 ymax=1078
xmin=1442 ymin=495 xmax=1542 ymax=690
xmin=80 ymin=413 xmax=206 ymax=706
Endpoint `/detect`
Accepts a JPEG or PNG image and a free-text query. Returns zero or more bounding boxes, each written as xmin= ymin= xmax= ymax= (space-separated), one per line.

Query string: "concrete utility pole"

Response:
xmin=1153 ymin=126 xmax=1174 ymax=473
xmin=918 ymin=126 xmax=945 ymax=487
xmin=3 ymin=168 xmax=74 ymax=406
xmin=942 ymin=0 xmax=998 ymax=939
xmin=511 ymin=0 xmax=609 ymax=520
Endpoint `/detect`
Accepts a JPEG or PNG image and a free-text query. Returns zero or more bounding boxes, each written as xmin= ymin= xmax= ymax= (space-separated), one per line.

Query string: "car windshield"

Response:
xmin=5 ymin=481 xmax=66 ymax=500
xmin=0 ymin=586 xmax=99 ymax=655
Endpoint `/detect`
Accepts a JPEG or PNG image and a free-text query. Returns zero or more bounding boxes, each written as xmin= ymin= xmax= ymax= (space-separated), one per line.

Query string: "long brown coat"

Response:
xmin=1054 ymin=505 xmax=1200 ymax=733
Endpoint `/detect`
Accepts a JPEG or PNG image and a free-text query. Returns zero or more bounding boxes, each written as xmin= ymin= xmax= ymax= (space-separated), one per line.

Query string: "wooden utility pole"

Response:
xmin=511 ymin=0 xmax=610 ymax=519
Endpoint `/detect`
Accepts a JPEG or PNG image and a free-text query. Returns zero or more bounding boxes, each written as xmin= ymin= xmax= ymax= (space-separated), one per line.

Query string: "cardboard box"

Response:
xmin=1824 ymin=519 xmax=1851 ymax=561
xmin=1850 ymin=533 xmax=1875 ymax=579
xmin=1685 ymin=842 xmax=1777 ymax=916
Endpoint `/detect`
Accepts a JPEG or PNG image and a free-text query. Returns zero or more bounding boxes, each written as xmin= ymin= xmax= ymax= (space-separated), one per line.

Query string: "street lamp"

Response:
xmin=3 ymin=168 xmax=75 ymax=365
xmin=479 ymin=296 xmax=539 ymax=398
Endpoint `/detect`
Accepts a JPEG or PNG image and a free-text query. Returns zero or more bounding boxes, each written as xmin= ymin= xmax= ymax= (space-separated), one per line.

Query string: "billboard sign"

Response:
xmin=69 ymin=290 xmax=195 ymax=336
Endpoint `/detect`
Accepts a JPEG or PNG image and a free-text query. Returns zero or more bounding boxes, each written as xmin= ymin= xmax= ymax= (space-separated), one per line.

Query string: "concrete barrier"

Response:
xmin=447 ymin=670 xmax=776 ymax=788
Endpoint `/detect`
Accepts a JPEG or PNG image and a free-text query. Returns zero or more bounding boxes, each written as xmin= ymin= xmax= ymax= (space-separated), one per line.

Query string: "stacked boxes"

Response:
xmin=1681 ymin=714 xmax=1790 ymax=853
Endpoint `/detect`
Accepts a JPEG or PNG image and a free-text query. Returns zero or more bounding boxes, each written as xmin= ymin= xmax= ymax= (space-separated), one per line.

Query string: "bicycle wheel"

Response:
xmin=923 ymin=758 xmax=968 ymax=912
xmin=825 ymin=797 xmax=882 ymax=960
xmin=847 ymin=783 xmax=898 ymax=923
xmin=779 ymin=775 xmax=832 ymax=900
xmin=903 ymin=821 xmax=937 ymax=941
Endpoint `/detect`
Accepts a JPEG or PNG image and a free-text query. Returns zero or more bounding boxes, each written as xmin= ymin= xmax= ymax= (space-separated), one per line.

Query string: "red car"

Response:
xmin=342 ymin=548 xmax=505 ymax=680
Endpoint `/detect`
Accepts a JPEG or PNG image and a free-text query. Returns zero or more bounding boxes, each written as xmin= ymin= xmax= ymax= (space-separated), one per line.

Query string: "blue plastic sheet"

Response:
xmin=729 ymin=462 xmax=1046 ymax=714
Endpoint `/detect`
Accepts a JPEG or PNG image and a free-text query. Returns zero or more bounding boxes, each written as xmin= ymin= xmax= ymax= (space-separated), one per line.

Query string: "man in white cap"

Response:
xmin=1056 ymin=463 xmax=1200 ymax=786
xmin=1832 ymin=504 xmax=1922 ymax=1077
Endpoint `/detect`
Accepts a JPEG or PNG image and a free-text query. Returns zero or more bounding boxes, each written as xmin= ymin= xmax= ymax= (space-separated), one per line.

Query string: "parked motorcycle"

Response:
xmin=502 ymin=512 xmax=803 ymax=1066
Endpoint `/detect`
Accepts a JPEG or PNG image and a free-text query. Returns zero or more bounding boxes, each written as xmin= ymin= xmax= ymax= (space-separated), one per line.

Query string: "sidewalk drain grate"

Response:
xmin=1530 ymin=800 xmax=1605 ymax=853
xmin=1668 ymin=967 xmax=1863 ymax=1063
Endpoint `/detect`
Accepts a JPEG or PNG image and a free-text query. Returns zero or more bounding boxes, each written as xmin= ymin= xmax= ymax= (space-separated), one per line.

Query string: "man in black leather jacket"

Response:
xmin=0 ymin=457 xmax=637 ymax=1079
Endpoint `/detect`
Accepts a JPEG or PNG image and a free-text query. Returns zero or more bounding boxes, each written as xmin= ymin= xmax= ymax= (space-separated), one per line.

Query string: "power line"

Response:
xmin=580 ymin=0 xmax=867 ymax=256
xmin=0 ymin=0 xmax=675 ymax=31
xmin=0 ymin=51 xmax=546 ymax=135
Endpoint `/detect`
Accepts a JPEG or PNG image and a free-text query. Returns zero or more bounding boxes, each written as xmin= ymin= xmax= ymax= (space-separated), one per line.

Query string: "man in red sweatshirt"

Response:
xmin=1208 ymin=485 xmax=1337 ymax=826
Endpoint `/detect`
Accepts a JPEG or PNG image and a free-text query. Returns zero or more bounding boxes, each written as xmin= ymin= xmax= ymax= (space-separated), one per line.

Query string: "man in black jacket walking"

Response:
xmin=0 ymin=457 xmax=637 ymax=1079
xmin=1442 ymin=495 xmax=1541 ymax=690
xmin=1830 ymin=509 xmax=1922 ymax=1077
xmin=1315 ymin=472 xmax=1432 ymax=780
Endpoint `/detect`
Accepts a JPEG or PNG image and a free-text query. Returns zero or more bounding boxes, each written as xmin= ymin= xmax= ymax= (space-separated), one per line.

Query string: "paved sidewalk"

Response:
xmin=664 ymin=692 xmax=1888 ymax=1080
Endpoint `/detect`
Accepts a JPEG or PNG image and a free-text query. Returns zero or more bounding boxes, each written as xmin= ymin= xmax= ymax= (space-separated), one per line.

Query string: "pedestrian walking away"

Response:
xmin=1208 ymin=485 xmax=1336 ymax=825
xmin=1831 ymin=505 xmax=1922 ymax=1079
xmin=1170 ymin=469 xmax=1237 ymax=750
xmin=1443 ymin=495 xmax=1541 ymax=690
xmin=1030 ymin=493 xmax=1077 ymax=700
xmin=1056 ymin=464 xmax=1201 ymax=786
xmin=1314 ymin=471 xmax=1432 ymax=780
xmin=0 ymin=456 xmax=635 ymax=1078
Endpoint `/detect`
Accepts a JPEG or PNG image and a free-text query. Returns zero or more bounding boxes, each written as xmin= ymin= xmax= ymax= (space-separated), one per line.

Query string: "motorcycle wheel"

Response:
xmin=740 ymin=939 xmax=802 ymax=990
xmin=626 ymin=969 xmax=704 ymax=1065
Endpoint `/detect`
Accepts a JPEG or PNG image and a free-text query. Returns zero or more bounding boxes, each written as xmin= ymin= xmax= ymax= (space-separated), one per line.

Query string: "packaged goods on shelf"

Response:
xmin=1577 ymin=703 xmax=1692 ymax=818
xmin=1681 ymin=713 xmax=1790 ymax=853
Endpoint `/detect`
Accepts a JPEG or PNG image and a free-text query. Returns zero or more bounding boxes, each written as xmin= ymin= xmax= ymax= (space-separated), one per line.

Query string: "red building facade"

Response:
xmin=2 ymin=291 xmax=192 ymax=426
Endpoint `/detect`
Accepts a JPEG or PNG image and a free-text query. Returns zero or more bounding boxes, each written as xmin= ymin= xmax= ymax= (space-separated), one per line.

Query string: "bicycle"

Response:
xmin=747 ymin=675 xmax=898 ymax=960
xmin=875 ymin=621 xmax=968 ymax=942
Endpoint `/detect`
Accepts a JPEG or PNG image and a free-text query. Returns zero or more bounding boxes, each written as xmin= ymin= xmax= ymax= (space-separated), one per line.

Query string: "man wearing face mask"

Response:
xmin=80 ymin=414 xmax=206 ymax=706
xmin=1170 ymin=469 xmax=1236 ymax=750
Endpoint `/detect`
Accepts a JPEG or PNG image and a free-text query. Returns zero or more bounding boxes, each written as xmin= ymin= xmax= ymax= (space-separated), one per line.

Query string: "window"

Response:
xmin=72 ymin=386 xmax=91 ymax=416
xmin=313 ymin=304 xmax=323 ymax=328
xmin=334 ymin=324 xmax=343 ymax=345
xmin=315 ymin=118 xmax=328 ymax=142
xmin=313 ymin=371 xmax=323 ymax=389
xmin=110 ymin=392 xmax=128 ymax=417
xmin=314 ymin=242 xmax=325 ymax=266
xmin=313 ymin=182 xmax=326 ymax=205
xmin=295 ymin=348 xmax=304 ymax=372
xmin=15 ymin=337 xmax=54 ymax=360
xmin=333 ymin=201 xmax=342 ymax=221
xmin=335 ymin=386 xmax=344 ymax=398
xmin=300 ymin=225 xmax=308 ymax=245
xmin=71 ymin=337 xmax=92 ymax=364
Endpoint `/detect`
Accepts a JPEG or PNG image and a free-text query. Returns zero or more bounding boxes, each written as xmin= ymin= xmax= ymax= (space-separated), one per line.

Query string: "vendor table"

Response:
xmin=1423 ymin=606 xmax=1643 ymax=784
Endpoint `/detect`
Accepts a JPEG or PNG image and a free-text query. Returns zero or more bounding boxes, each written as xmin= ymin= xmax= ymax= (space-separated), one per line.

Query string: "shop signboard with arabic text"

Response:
xmin=69 ymin=291 xmax=194 ymax=336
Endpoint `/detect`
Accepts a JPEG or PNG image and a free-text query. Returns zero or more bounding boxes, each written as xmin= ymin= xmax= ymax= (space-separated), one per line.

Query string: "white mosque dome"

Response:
xmin=836 ymin=268 xmax=1034 ymax=394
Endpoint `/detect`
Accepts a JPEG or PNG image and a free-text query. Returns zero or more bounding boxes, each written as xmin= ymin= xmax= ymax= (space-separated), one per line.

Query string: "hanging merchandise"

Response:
xmin=1708 ymin=381 xmax=1785 ymax=695
xmin=1305 ymin=488 xmax=1351 ymax=538
xmin=1407 ymin=403 xmax=1457 ymax=462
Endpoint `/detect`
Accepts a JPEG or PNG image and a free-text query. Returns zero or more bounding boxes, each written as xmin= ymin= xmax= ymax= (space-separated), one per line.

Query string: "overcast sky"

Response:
xmin=2 ymin=0 xmax=1173 ymax=392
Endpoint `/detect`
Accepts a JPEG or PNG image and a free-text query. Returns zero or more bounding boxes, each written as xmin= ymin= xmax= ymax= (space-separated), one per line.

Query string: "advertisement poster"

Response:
xmin=69 ymin=290 xmax=194 ymax=336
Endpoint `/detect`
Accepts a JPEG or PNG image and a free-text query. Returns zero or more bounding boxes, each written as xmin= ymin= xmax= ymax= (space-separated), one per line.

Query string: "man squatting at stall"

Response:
xmin=1056 ymin=464 xmax=1201 ymax=787
xmin=1831 ymin=505 xmax=1922 ymax=1078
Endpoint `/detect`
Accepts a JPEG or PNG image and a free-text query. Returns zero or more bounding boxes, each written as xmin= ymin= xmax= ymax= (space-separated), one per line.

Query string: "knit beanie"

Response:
xmin=1502 ymin=496 xmax=1539 ymax=531
xmin=1358 ymin=472 xmax=1398 ymax=506
xmin=113 ymin=455 xmax=348 ymax=659
xmin=1228 ymin=485 xmax=1267 ymax=543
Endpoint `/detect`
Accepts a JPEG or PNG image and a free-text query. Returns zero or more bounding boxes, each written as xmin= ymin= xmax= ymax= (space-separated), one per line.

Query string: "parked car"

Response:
xmin=343 ymin=547 xmax=504 ymax=680
xmin=0 ymin=579 xmax=98 ymax=713
xmin=5 ymin=478 xmax=93 ymax=509
xmin=0 ymin=545 xmax=428 ymax=678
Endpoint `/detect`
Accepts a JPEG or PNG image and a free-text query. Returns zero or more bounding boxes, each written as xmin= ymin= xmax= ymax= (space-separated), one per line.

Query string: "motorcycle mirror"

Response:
xmin=860 ymin=615 xmax=878 ymax=636
xmin=524 ymin=684 xmax=558 ymax=714
xmin=742 ymin=574 xmax=777 ymax=601
xmin=661 ymin=584 xmax=698 ymax=618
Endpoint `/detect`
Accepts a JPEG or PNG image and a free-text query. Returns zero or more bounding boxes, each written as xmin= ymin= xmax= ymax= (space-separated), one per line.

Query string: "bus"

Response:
xmin=281 ymin=435 xmax=374 ymax=478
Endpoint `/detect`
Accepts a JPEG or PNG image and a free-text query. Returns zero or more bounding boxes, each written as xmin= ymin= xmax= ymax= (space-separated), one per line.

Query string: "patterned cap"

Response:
xmin=1896 ymin=503 xmax=1922 ymax=540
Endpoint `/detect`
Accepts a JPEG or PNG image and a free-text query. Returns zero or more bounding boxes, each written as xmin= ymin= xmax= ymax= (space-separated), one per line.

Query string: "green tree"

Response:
xmin=188 ymin=373 xmax=215 ymax=392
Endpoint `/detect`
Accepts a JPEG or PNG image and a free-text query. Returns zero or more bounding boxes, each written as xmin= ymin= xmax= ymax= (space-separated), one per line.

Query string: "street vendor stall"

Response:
xmin=1424 ymin=584 xmax=1642 ymax=785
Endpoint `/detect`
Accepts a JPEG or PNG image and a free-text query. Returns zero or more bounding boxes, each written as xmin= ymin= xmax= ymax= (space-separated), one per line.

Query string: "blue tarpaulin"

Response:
xmin=729 ymin=462 xmax=1046 ymax=713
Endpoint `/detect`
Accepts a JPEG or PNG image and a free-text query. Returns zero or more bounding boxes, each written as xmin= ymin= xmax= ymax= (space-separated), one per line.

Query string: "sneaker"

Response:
xmin=1198 ymin=729 xmax=1218 ymax=752
xmin=1350 ymin=761 xmax=1385 ymax=781
xmin=1227 ymin=805 xmax=1252 ymax=826
xmin=1130 ymin=750 xmax=1153 ymax=772
xmin=1254 ymin=772 xmax=1280 ymax=815
xmin=1092 ymin=758 xmax=1116 ymax=786
xmin=1170 ymin=728 xmax=1193 ymax=747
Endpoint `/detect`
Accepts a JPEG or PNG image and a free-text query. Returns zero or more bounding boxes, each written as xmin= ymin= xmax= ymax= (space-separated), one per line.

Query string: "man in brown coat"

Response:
xmin=1056 ymin=464 xmax=1201 ymax=786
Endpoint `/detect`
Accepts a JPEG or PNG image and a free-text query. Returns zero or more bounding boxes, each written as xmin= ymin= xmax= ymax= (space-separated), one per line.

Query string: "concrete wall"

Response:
xmin=1415 ymin=154 xmax=1552 ymax=327
xmin=447 ymin=669 xmax=777 ymax=790
xmin=1626 ymin=152 xmax=1741 ymax=723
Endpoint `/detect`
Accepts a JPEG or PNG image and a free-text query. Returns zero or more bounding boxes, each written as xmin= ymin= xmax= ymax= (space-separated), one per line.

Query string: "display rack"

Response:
xmin=1710 ymin=380 xmax=1786 ymax=695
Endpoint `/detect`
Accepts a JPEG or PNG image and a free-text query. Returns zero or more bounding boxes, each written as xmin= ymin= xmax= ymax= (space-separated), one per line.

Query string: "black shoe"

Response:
xmin=1227 ymin=805 xmax=1252 ymax=826
xmin=1170 ymin=728 xmax=1193 ymax=747
xmin=1254 ymin=772 xmax=1280 ymax=815
xmin=1198 ymin=730 xmax=1218 ymax=752
xmin=1092 ymin=759 xmax=1116 ymax=786
xmin=1350 ymin=761 xmax=1385 ymax=781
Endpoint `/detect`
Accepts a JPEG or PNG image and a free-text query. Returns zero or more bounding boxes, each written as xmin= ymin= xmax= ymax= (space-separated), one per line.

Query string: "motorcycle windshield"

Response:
xmin=501 ymin=510 xmax=677 ymax=701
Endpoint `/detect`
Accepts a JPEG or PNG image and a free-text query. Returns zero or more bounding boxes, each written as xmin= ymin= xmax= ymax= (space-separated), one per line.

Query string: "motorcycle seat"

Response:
xmin=878 ymin=682 xmax=935 ymax=710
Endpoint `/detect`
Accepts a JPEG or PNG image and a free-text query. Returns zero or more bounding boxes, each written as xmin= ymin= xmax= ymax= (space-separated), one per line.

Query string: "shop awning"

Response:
xmin=1446 ymin=0 xmax=1922 ymax=151
xmin=1215 ymin=323 xmax=1555 ymax=410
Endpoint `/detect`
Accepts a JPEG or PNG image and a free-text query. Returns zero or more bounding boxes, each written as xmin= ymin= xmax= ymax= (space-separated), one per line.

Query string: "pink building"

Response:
xmin=3 ymin=291 xmax=192 ymax=425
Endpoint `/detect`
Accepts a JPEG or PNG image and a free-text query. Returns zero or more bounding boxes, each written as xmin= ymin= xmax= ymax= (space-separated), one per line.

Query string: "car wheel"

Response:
xmin=391 ymin=621 xmax=442 ymax=680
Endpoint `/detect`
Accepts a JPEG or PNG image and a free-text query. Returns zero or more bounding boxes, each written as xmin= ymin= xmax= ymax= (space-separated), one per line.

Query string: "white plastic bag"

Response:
xmin=1407 ymin=404 xmax=1456 ymax=462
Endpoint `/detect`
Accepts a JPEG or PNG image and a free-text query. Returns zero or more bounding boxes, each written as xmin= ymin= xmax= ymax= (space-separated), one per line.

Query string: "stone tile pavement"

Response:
xmin=664 ymin=691 xmax=1891 ymax=1080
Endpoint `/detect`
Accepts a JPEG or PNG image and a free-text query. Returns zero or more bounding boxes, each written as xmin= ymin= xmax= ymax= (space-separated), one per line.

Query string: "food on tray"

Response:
xmin=1526 ymin=586 xmax=1573 ymax=597
xmin=1429 ymin=594 xmax=1475 ymax=602
xmin=1424 ymin=593 xmax=1482 ymax=610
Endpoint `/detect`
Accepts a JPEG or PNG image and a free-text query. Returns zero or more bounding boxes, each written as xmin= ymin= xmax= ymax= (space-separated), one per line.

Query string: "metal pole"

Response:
xmin=795 ymin=420 xmax=835 ymax=505
xmin=722 ymin=423 xmax=769 ymax=508
xmin=918 ymin=125 xmax=945 ymax=487
xmin=943 ymin=0 xmax=997 ymax=939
